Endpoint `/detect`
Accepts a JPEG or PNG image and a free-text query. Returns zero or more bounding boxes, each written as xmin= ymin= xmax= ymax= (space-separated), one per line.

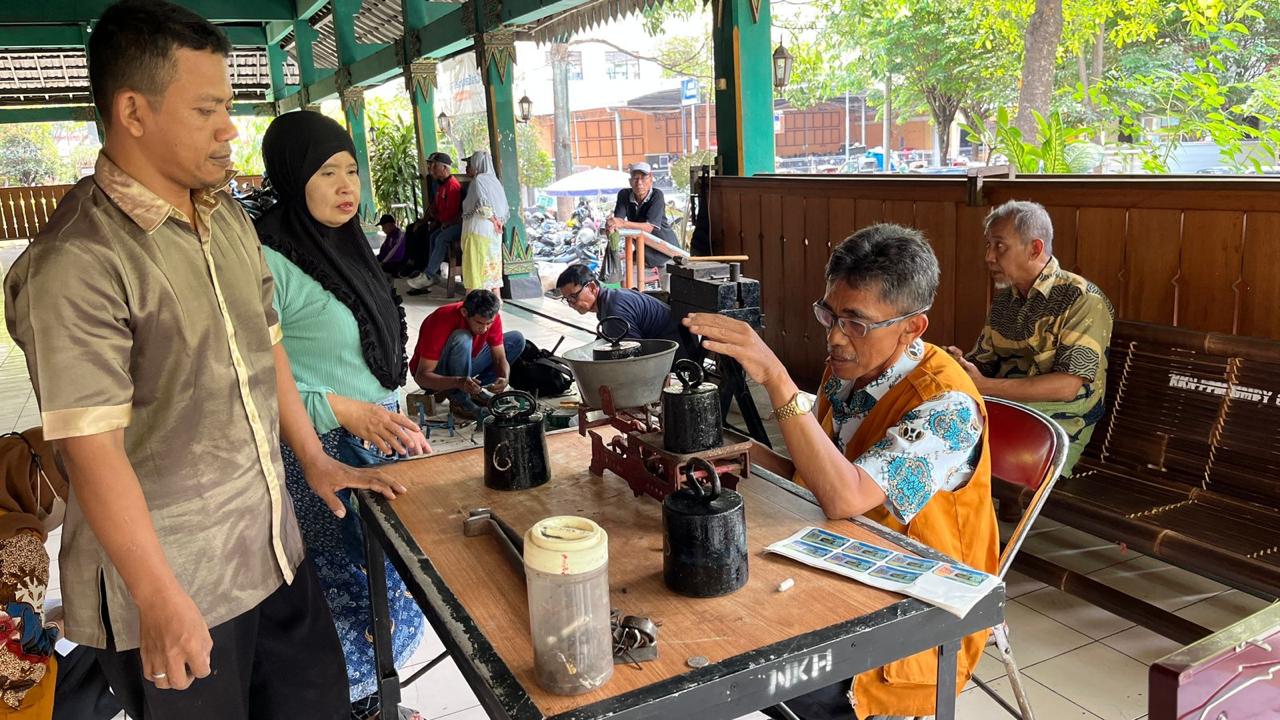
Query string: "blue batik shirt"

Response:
xmin=823 ymin=339 xmax=984 ymax=525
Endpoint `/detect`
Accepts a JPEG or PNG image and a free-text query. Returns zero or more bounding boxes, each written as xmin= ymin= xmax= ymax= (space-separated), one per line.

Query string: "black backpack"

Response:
xmin=510 ymin=338 xmax=575 ymax=397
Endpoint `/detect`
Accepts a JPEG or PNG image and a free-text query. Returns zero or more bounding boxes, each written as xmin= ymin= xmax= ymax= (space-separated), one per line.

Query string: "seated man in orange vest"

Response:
xmin=685 ymin=224 xmax=998 ymax=720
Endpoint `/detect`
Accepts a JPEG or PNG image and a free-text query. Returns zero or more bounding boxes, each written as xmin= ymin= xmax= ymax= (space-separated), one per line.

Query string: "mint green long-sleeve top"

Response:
xmin=264 ymin=247 xmax=397 ymax=433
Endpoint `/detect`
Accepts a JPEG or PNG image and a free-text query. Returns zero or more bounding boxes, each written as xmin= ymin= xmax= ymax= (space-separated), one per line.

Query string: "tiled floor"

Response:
xmin=4 ymin=242 xmax=1274 ymax=719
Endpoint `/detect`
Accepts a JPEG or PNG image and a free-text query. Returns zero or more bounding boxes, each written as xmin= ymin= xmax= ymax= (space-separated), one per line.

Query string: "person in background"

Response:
xmin=945 ymin=200 xmax=1114 ymax=519
xmin=406 ymin=152 xmax=463 ymax=294
xmin=4 ymin=2 xmax=400 ymax=716
xmin=460 ymin=151 xmax=509 ymax=299
xmin=375 ymin=212 xmax=411 ymax=276
xmin=410 ymin=290 xmax=526 ymax=422
xmin=606 ymin=162 xmax=676 ymax=246
xmin=254 ymin=111 xmax=430 ymax=720
xmin=555 ymin=263 xmax=697 ymax=362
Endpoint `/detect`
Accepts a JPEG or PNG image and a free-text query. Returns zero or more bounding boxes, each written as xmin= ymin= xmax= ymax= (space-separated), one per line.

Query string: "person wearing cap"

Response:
xmin=406 ymin=151 xmax=463 ymax=293
xmin=375 ymin=212 xmax=411 ymax=276
xmin=607 ymin=162 xmax=677 ymax=245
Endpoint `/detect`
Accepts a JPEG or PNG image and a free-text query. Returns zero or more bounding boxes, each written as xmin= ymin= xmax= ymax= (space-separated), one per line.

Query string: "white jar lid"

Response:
xmin=524 ymin=516 xmax=609 ymax=575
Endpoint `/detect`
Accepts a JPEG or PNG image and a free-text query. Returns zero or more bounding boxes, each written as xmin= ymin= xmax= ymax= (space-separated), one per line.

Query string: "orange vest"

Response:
xmin=803 ymin=343 xmax=998 ymax=716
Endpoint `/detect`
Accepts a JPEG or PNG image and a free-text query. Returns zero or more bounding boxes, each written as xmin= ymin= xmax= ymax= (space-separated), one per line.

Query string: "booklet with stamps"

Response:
xmin=765 ymin=527 xmax=1001 ymax=617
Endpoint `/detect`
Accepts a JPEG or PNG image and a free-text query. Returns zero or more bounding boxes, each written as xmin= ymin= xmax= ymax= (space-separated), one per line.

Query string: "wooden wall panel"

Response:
xmin=1074 ymin=208 xmax=1128 ymax=316
xmin=855 ymin=199 xmax=884 ymax=231
xmin=760 ymin=194 xmax=784 ymax=348
xmin=715 ymin=188 xmax=742 ymax=258
xmin=780 ymin=194 xmax=808 ymax=364
xmin=828 ymin=199 xmax=856 ymax=248
xmin=886 ymin=200 xmax=915 ymax=227
xmin=803 ymin=197 xmax=832 ymax=384
xmin=1124 ymin=209 xmax=1182 ymax=326
xmin=1178 ymin=211 xmax=1245 ymax=334
xmin=915 ymin=201 xmax=958 ymax=347
xmin=1044 ymin=206 xmax=1079 ymax=274
xmin=1239 ymin=213 xmax=1280 ymax=339
xmin=953 ymin=205 xmax=991 ymax=350
xmin=709 ymin=175 xmax=1280 ymax=390
xmin=738 ymin=191 xmax=763 ymax=289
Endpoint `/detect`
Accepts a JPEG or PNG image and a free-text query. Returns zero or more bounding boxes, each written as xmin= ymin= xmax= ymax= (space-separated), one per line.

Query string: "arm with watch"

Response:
xmin=683 ymin=313 xmax=890 ymax=519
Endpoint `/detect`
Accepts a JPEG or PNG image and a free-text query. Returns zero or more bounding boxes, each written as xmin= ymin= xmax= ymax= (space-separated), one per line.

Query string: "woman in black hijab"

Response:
xmin=255 ymin=111 xmax=428 ymax=720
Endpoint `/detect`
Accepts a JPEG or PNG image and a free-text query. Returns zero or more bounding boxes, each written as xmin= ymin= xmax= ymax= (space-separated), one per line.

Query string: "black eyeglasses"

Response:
xmin=812 ymin=302 xmax=929 ymax=339
xmin=561 ymin=282 xmax=596 ymax=304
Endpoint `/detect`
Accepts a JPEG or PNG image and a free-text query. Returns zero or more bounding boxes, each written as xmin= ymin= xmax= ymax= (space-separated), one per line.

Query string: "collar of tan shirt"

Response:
xmin=93 ymin=152 xmax=237 ymax=235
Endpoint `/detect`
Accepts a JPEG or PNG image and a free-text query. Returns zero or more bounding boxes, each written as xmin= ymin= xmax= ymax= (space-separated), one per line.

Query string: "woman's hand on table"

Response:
xmin=331 ymin=395 xmax=426 ymax=456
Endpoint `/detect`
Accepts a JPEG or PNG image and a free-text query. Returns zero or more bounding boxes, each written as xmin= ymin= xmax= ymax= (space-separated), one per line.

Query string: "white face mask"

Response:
xmin=32 ymin=459 xmax=65 ymax=533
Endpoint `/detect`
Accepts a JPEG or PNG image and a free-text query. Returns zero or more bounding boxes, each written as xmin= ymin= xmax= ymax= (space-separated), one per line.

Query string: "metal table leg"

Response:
xmin=364 ymin=512 xmax=402 ymax=717
xmin=935 ymin=639 xmax=960 ymax=720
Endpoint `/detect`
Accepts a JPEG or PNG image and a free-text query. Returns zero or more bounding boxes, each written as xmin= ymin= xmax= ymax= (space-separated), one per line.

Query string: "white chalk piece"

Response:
xmin=777 ymin=578 xmax=795 ymax=592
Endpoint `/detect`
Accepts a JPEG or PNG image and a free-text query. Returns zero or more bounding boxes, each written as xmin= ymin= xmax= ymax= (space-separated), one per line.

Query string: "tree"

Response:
xmin=438 ymin=112 xmax=555 ymax=193
xmin=778 ymin=0 xmax=1015 ymax=160
xmin=369 ymin=107 xmax=422 ymax=222
xmin=1015 ymin=0 xmax=1065 ymax=138
xmin=549 ymin=43 xmax=575 ymax=220
xmin=230 ymin=115 xmax=271 ymax=176
xmin=1088 ymin=0 xmax=1280 ymax=171
xmin=0 ymin=126 xmax=62 ymax=187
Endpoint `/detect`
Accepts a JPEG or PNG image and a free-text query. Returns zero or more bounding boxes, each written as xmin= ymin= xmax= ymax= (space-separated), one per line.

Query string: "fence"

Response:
xmin=0 ymin=174 xmax=266 ymax=241
xmin=708 ymin=174 xmax=1280 ymax=388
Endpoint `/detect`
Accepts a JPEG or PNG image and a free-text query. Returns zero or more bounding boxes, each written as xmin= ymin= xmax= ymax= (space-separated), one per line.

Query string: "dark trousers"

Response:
xmin=762 ymin=680 xmax=858 ymax=720
xmin=52 ymin=646 xmax=122 ymax=720
xmin=436 ymin=329 xmax=526 ymax=384
xmin=94 ymin=557 xmax=348 ymax=720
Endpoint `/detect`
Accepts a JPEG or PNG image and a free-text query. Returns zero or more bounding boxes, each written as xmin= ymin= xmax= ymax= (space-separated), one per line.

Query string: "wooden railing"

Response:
xmin=708 ymin=174 xmax=1280 ymax=388
xmin=0 ymin=174 xmax=266 ymax=241
xmin=0 ymin=185 xmax=75 ymax=241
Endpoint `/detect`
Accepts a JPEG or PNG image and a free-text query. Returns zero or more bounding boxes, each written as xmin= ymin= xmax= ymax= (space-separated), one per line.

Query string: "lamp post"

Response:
xmin=518 ymin=94 xmax=533 ymax=124
xmin=772 ymin=44 xmax=793 ymax=91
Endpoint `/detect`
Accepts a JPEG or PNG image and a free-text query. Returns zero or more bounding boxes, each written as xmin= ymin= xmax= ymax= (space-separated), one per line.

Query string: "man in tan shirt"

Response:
xmin=3 ymin=1 xmax=405 ymax=716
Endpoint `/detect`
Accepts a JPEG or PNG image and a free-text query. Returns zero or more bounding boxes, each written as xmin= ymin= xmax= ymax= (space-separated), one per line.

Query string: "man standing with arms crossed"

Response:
xmin=4 ymin=1 xmax=406 ymax=716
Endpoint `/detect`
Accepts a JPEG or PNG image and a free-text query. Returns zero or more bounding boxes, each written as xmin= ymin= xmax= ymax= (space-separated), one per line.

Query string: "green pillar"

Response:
xmin=331 ymin=0 xmax=376 ymax=220
xmin=81 ymin=24 xmax=105 ymax=143
xmin=340 ymin=88 xmax=377 ymax=221
xmin=267 ymin=43 xmax=287 ymax=102
xmin=293 ymin=19 xmax=319 ymax=88
xmin=712 ymin=0 xmax=775 ymax=176
xmin=476 ymin=29 xmax=537 ymax=299
xmin=405 ymin=60 xmax=438 ymax=214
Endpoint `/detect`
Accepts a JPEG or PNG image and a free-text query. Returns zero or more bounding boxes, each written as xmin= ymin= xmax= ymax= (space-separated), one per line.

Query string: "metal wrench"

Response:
xmin=463 ymin=507 xmax=525 ymax=580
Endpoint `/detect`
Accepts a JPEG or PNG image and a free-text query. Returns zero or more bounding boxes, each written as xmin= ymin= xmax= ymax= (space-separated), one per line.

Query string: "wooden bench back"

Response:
xmin=1084 ymin=321 xmax=1280 ymax=511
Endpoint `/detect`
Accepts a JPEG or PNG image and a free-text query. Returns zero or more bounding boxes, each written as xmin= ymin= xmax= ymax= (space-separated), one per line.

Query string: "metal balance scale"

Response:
xmin=561 ymin=328 xmax=753 ymax=504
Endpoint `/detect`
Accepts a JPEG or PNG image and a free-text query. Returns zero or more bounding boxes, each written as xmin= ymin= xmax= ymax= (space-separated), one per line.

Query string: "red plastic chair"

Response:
xmin=976 ymin=397 xmax=1070 ymax=720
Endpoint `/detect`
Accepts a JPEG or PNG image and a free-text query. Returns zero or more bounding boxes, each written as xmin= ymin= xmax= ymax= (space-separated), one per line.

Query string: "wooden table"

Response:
xmin=357 ymin=429 xmax=1004 ymax=720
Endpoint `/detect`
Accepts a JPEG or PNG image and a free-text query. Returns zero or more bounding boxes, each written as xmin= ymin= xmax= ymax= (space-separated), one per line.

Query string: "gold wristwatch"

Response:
xmin=772 ymin=391 xmax=815 ymax=422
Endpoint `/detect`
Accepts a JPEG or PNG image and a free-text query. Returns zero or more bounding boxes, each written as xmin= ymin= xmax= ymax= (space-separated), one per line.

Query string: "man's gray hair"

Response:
xmin=984 ymin=200 xmax=1054 ymax=255
xmin=825 ymin=224 xmax=939 ymax=315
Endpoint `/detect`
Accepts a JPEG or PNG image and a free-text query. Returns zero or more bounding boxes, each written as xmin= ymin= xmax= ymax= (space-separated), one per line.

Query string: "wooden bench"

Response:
xmin=993 ymin=320 xmax=1280 ymax=641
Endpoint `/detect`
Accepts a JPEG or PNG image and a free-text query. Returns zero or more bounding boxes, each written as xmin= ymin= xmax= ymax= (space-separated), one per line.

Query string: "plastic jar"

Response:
xmin=524 ymin=516 xmax=614 ymax=695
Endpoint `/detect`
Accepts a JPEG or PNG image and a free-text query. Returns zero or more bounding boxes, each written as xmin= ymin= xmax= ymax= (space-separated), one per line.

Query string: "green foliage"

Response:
xmin=230 ymin=115 xmax=271 ymax=176
xmin=439 ymin=112 xmax=555 ymax=191
xmin=963 ymin=108 xmax=1098 ymax=173
xmin=517 ymin=124 xmax=555 ymax=190
xmin=671 ymin=150 xmax=717 ymax=191
xmin=1087 ymin=0 xmax=1280 ymax=171
xmin=369 ymin=107 xmax=422 ymax=223
xmin=0 ymin=126 xmax=62 ymax=186
xmin=784 ymin=0 xmax=1017 ymax=158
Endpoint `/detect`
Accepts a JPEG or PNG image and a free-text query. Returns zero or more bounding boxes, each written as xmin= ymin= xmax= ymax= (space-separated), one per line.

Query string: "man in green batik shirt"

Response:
xmin=947 ymin=200 xmax=1115 ymax=486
